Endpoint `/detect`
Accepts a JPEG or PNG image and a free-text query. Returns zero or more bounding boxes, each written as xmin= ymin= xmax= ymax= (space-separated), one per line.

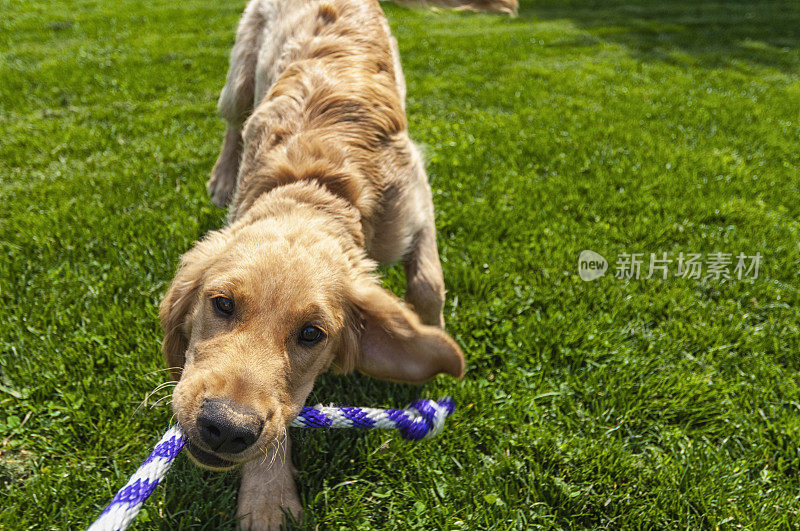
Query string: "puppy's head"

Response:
xmin=160 ymin=215 xmax=463 ymax=470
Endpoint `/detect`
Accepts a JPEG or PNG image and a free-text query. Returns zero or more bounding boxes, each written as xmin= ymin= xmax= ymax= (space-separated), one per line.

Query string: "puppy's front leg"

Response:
xmin=238 ymin=435 xmax=303 ymax=531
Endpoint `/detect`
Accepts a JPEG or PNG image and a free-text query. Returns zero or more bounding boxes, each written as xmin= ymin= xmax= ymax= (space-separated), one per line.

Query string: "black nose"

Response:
xmin=197 ymin=399 xmax=263 ymax=454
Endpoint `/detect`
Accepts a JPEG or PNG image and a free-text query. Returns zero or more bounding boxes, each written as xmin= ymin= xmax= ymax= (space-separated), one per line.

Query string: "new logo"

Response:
xmin=578 ymin=250 xmax=608 ymax=281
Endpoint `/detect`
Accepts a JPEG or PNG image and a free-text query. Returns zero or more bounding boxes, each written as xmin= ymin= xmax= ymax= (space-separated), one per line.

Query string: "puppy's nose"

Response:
xmin=197 ymin=399 xmax=263 ymax=454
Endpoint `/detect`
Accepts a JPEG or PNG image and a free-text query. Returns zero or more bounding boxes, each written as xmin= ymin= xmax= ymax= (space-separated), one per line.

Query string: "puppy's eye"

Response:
xmin=213 ymin=296 xmax=234 ymax=316
xmin=298 ymin=325 xmax=325 ymax=346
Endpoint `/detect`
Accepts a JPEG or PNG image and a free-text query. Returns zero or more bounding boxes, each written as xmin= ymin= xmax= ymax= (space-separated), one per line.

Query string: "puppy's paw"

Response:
xmin=237 ymin=490 xmax=303 ymax=530
xmin=207 ymin=163 xmax=236 ymax=208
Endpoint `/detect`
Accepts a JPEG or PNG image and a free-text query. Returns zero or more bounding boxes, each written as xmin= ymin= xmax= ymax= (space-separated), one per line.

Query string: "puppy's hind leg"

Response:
xmin=208 ymin=1 xmax=264 ymax=207
xmin=209 ymin=126 xmax=243 ymax=208
xmin=404 ymin=223 xmax=447 ymax=329
xmin=400 ymin=155 xmax=445 ymax=329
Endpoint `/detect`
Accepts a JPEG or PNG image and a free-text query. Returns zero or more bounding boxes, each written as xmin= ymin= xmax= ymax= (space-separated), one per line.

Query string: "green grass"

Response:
xmin=2 ymin=0 xmax=800 ymax=527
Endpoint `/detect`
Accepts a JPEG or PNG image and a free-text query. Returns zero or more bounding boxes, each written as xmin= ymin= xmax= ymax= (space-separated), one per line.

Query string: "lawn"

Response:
xmin=1 ymin=0 xmax=799 ymax=528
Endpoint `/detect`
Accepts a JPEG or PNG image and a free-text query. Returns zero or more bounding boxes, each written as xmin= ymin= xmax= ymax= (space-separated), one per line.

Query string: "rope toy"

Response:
xmin=89 ymin=397 xmax=455 ymax=531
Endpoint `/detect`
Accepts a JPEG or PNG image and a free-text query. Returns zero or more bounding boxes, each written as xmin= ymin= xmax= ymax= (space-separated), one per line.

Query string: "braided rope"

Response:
xmin=290 ymin=397 xmax=455 ymax=440
xmin=89 ymin=398 xmax=455 ymax=531
xmin=88 ymin=425 xmax=184 ymax=531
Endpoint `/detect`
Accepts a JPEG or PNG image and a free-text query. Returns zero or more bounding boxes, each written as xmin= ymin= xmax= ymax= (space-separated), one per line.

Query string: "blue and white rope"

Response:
xmin=89 ymin=425 xmax=184 ymax=531
xmin=89 ymin=398 xmax=455 ymax=531
xmin=290 ymin=397 xmax=455 ymax=440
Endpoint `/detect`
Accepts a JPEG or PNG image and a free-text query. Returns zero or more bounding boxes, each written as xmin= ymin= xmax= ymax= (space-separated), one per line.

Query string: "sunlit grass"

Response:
xmin=1 ymin=0 xmax=799 ymax=527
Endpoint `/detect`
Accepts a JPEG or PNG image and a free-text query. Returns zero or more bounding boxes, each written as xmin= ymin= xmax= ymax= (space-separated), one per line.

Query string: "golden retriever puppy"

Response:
xmin=160 ymin=0 xmax=516 ymax=528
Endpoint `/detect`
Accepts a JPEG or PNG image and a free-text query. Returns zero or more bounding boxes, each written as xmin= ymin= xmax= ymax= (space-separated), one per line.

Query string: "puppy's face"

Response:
xmin=160 ymin=217 xmax=464 ymax=470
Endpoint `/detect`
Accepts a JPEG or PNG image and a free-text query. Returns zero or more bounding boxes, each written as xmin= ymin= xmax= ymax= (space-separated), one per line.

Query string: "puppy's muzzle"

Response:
xmin=196 ymin=398 xmax=263 ymax=454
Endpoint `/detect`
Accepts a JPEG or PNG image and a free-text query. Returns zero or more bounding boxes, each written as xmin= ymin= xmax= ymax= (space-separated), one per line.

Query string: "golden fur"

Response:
xmin=160 ymin=0 xmax=516 ymax=528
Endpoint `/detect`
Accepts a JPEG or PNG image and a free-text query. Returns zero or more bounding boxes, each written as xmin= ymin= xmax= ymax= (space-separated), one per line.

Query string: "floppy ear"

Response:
xmin=340 ymin=279 xmax=465 ymax=383
xmin=159 ymin=230 xmax=228 ymax=381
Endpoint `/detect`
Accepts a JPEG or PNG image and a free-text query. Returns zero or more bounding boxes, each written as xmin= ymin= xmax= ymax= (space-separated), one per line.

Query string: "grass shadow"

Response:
xmin=518 ymin=0 xmax=799 ymax=73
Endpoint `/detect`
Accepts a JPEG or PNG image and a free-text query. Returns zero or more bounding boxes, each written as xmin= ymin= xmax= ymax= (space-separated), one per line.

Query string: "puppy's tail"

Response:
xmin=388 ymin=0 xmax=517 ymax=16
